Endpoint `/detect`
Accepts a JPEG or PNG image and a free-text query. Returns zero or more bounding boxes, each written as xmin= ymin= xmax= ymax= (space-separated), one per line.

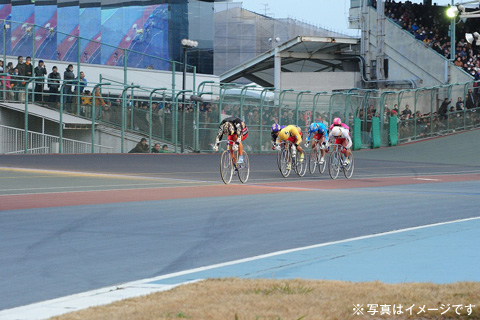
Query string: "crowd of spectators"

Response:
xmin=372 ymin=0 xmax=480 ymax=79
xmin=0 ymin=56 xmax=89 ymax=110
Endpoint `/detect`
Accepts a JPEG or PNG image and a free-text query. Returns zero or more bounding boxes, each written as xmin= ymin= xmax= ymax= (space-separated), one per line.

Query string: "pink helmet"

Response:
xmin=333 ymin=117 xmax=342 ymax=126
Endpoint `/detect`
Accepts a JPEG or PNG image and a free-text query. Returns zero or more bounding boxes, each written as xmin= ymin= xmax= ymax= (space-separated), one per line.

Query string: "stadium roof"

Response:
xmin=220 ymin=35 xmax=360 ymax=87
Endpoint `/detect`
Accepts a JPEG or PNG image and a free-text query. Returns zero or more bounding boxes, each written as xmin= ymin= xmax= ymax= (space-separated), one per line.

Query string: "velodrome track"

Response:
xmin=0 ymin=130 xmax=479 ymax=318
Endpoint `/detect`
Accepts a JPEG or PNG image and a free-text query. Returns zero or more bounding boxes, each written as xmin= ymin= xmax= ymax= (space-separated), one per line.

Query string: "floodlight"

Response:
xmin=466 ymin=32 xmax=480 ymax=46
xmin=447 ymin=6 xmax=459 ymax=18
xmin=181 ymin=39 xmax=198 ymax=48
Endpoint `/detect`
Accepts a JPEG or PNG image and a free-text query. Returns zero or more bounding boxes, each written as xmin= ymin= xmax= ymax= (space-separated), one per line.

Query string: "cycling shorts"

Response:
xmin=227 ymin=134 xmax=246 ymax=145
xmin=287 ymin=129 xmax=302 ymax=144
xmin=313 ymin=132 xmax=324 ymax=141
xmin=335 ymin=138 xmax=348 ymax=148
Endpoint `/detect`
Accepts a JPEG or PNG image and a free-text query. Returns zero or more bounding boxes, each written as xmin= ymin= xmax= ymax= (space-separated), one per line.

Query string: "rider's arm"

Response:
xmin=292 ymin=128 xmax=302 ymax=145
xmin=344 ymin=134 xmax=352 ymax=149
xmin=305 ymin=129 xmax=312 ymax=143
xmin=215 ymin=126 xmax=223 ymax=146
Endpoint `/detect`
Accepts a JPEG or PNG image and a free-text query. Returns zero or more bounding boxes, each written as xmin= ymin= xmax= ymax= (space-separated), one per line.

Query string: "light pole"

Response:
xmin=446 ymin=1 xmax=457 ymax=61
xmin=180 ymin=38 xmax=198 ymax=153
xmin=181 ymin=38 xmax=198 ymax=99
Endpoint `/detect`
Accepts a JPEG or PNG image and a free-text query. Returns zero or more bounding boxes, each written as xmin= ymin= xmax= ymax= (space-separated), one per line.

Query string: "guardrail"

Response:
xmin=0 ymin=124 xmax=113 ymax=154
xmin=1 ymin=78 xmax=479 ymax=154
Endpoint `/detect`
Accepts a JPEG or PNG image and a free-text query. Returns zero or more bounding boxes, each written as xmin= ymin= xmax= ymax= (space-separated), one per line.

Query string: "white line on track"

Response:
xmin=1 ymin=216 xmax=479 ymax=320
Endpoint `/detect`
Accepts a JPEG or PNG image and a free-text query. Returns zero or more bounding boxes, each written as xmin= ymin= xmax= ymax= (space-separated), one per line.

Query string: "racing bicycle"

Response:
xmin=328 ymin=143 xmax=354 ymax=179
xmin=308 ymin=138 xmax=327 ymax=175
xmin=219 ymin=140 xmax=250 ymax=184
xmin=277 ymin=141 xmax=307 ymax=178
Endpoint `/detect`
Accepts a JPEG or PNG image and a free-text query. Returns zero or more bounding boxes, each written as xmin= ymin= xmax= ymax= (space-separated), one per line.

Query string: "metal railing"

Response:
xmin=1 ymin=78 xmax=479 ymax=154
xmin=0 ymin=124 xmax=113 ymax=154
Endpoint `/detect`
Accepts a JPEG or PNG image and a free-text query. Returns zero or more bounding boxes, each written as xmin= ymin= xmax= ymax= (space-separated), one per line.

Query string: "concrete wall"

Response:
xmin=281 ymin=72 xmax=361 ymax=93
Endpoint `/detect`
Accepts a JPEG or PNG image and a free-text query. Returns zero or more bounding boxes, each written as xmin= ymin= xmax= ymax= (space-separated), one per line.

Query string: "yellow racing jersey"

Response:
xmin=276 ymin=125 xmax=302 ymax=145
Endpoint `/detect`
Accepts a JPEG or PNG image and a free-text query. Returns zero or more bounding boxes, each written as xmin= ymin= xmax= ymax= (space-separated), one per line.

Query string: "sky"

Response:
xmin=238 ymin=0 xmax=456 ymax=36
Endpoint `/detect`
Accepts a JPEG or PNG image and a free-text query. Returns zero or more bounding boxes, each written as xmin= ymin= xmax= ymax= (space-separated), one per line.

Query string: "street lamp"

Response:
xmin=181 ymin=38 xmax=198 ymax=98
xmin=180 ymin=38 xmax=198 ymax=153
xmin=446 ymin=2 xmax=460 ymax=61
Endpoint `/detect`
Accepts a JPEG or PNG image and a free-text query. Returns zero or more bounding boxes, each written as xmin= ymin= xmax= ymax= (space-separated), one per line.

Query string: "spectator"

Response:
xmin=25 ymin=57 xmax=33 ymax=79
xmin=75 ymin=71 xmax=87 ymax=94
xmin=63 ymin=64 xmax=75 ymax=111
xmin=465 ymin=89 xmax=477 ymax=109
xmin=14 ymin=56 xmax=26 ymax=102
xmin=128 ymin=138 xmax=149 ymax=153
xmin=161 ymin=144 xmax=170 ymax=153
xmin=438 ymin=98 xmax=450 ymax=119
xmin=48 ymin=66 xmax=61 ymax=105
xmin=151 ymin=143 xmax=161 ymax=153
xmin=401 ymin=104 xmax=412 ymax=118
xmin=34 ymin=60 xmax=47 ymax=102
xmin=0 ymin=59 xmax=3 ymax=72
xmin=3 ymin=68 xmax=13 ymax=100
xmin=455 ymin=97 xmax=463 ymax=110
xmin=94 ymin=87 xmax=111 ymax=120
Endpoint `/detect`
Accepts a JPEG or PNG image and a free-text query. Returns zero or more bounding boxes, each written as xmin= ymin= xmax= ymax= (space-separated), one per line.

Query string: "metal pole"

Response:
xmin=121 ymin=85 xmax=140 ymax=153
xmin=181 ymin=48 xmax=187 ymax=153
xmin=3 ymin=22 xmax=6 ymax=71
xmin=295 ymin=90 xmax=311 ymax=127
xmin=148 ymin=87 xmax=167 ymax=152
xmin=450 ymin=0 xmax=456 ymax=62
xmin=77 ymin=36 xmax=81 ymax=115
xmin=174 ymin=90 xmax=192 ymax=153
xmin=91 ymin=82 xmax=111 ymax=153
xmin=23 ymin=77 xmax=44 ymax=153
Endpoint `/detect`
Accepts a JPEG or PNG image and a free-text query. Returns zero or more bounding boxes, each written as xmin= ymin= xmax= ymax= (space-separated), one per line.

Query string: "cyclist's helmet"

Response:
xmin=331 ymin=126 xmax=342 ymax=137
xmin=271 ymin=123 xmax=281 ymax=133
xmin=333 ymin=117 xmax=342 ymax=126
xmin=223 ymin=122 xmax=234 ymax=135
xmin=309 ymin=123 xmax=320 ymax=133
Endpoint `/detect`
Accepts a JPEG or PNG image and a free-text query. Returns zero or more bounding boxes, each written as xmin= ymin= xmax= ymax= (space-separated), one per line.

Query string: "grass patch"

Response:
xmin=49 ymin=278 xmax=480 ymax=320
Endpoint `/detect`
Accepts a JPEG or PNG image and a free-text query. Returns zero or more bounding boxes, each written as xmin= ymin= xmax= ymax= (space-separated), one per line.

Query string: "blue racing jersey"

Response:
xmin=306 ymin=122 xmax=328 ymax=142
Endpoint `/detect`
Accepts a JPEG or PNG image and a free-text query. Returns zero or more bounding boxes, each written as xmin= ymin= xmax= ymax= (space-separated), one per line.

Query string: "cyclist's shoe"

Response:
xmin=237 ymin=155 xmax=244 ymax=164
xmin=286 ymin=163 xmax=291 ymax=170
xmin=344 ymin=158 xmax=351 ymax=166
xmin=319 ymin=156 xmax=325 ymax=164
xmin=300 ymin=152 xmax=305 ymax=162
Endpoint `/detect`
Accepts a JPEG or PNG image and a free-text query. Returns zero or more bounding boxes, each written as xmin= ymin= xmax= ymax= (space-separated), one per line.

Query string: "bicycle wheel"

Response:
xmin=318 ymin=149 xmax=327 ymax=174
xmin=328 ymin=151 xmax=340 ymax=180
xmin=279 ymin=148 xmax=291 ymax=178
xmin=308 ymin=148 xmax=317 ymax=174
xmin=295 ymin=150 xmax=307 ymax=177
xmin=343 ymin=152 xmax=354 ymax=179
xmin=276 ymin=149 xmax=282 ymax=171
xmin=238 ymin=151 xmax=250 ymax=183
xmin=220 ymin=150 xmax=234 ymax=184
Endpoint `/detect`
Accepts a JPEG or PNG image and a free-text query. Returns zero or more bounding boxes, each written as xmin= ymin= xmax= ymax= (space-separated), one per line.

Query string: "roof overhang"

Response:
xmin=220 ymin=35 xmax=360 ymax=87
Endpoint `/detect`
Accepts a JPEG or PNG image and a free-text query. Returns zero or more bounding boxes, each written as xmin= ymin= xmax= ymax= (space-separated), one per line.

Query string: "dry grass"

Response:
xmin=49 ymin=278 xmax=480 ymax=320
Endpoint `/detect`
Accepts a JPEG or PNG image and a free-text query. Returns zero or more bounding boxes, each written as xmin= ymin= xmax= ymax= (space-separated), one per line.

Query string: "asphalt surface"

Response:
xmin=0 ymin=130 xmax=479 ymax=312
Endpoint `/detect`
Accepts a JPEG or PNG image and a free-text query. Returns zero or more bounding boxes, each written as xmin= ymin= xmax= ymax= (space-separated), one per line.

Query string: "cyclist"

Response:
xmin=305 ymin=122 xmax=328 ymax=164
xmin=328 ymin=126 xmax=352 ymax=165
xmin=270 ymin=123 xmax=285 ymax=149
xmin=272 ymin=124 xmax=305 ymax=164
xmin=213 ymin=117 xmax=248 ymax=164
xmin=329 ymin=117 xmax=350 ymax=132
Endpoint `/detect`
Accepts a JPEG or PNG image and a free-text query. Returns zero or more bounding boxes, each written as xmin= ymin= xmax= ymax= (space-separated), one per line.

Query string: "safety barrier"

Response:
xmin=1 ymin=74 xmax=479 ymax=154
xmin=0 ymin=124 xmax=113 ymax=154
